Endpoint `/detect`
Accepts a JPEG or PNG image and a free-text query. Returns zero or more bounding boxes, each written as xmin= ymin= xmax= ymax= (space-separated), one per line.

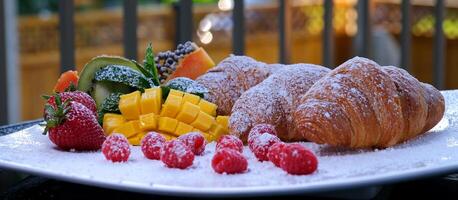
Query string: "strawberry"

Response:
xmin=43 ymin=94 xmax=106 ymax=151
xmin=44 ymin=91 xmax=97 ymax=116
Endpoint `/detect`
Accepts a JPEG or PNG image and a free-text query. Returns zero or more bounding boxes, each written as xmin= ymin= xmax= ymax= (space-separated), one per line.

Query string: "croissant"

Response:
xmin=196 ymin=56 xmax=278 ymax=115
xmin=230 ymin=64 xmax=330 ymax=141
xmin=293 ymin=57 xmax=445 ymax=148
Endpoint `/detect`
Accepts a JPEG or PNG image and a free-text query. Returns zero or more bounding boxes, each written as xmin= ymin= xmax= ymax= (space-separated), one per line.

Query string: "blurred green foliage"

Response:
xmin=17 ymin=0 xmax=217 ymax=15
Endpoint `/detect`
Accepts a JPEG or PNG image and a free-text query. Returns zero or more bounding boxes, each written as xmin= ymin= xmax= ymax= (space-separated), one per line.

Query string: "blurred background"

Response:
xmin=0 ymin=0 xmax=457 ymax=126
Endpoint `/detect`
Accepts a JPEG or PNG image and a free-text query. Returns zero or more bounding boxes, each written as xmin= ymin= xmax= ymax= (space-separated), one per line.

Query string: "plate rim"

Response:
xmin=0 ymin=154 xmax=457 ymax=197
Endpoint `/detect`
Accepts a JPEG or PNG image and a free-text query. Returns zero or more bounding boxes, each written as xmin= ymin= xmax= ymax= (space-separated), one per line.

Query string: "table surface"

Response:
xmin=0 ymin=120 xmax=457 ymax=200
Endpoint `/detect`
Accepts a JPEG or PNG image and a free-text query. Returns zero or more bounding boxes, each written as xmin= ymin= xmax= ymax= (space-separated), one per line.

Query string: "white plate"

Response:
xmin=0 ymin=91 xmax=458 ymax=197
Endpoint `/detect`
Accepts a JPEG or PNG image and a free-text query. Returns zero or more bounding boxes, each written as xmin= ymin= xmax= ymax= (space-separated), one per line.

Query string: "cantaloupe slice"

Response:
xmin=166 ymin=47 xmax=215 ymax=81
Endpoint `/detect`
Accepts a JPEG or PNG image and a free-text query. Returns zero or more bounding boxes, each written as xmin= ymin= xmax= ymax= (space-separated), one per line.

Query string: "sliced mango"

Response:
xmin=182 ymin=93 xmax=200 ymax=105
xmin=158 ymin=117 xmax=178 ymax=134
xmin=102 ymin=113 xmax=126 ymax=135
xmin=168 ymin=89 xmax=184 ymax=97
xmin=139 ymin=113 xmax=158 ymax=131
xmin=160 ymin=95 xmax=183 ymax=118
xmin=198 ymin=99 xmax=217 ymax=117
xmin=191 ymin=111 xmax=215 ymax=132
xmin=113 ymin=120 xmax=141 ymax=138
xmin=176 ymin=102 xmax=200 ymax=124
xmin=175 ymin=122 xmax=194 ymax=136
xmin=208 ymin=123 xmax=227 ymax=141
xmin=216 ymin=116 xmax=229 ymax=130
xmin=119 ymin=91 xmax=141 ymax=120
xmin=141 ymin=87 xmax=162 ymax=115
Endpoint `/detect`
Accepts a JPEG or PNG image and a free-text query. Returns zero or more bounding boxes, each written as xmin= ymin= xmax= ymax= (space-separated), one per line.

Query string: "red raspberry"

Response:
xmin=267 ymin=142 xmax=287 ymax=167
xmin=248 ymin=124 xmax=277 ymax=145
xmin=141 ymin=132 xmax=166 ymax=160
xmin=212 ymin=148 xmax=248 ymax=174
xmin=248 ymin=132 xmax=281 ymax=161
xmin=177 ymin=132 xmax=206 ymax=155
xmin=279 ymin=143 xmax=318 ymax=175
xmin=216 ymin=135 xmax=243 ymax=153
xmin=102 ymin=134 xmax=130 ymax=162
xmin=160 ymin=140 xmax=194 ymax=169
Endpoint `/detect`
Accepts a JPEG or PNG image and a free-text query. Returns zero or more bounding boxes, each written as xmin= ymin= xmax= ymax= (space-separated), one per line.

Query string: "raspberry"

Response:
xmin=177 ymin=132 xmax=206 ymax=155
xmin=267 ymin=142 xmax=287 ymax=167
xmin=102 ymin=134 xmax=130 ymax=162
xmin=248 ymin=124 xmax=277 ymax=145
xmin=141 ymin=132 xmax=166 ymax=160
xmin=248 ymin=132 xmax=281 ymax=161
xmin=212 ymin=148 xmax=248 ymax=174
xmin=216 ymin=135 xmax=243 ymax=153
xmin=160 ymin=140 xmax=194 ymax=169
xmin=279 ymin=143 xmax=318 ymax=175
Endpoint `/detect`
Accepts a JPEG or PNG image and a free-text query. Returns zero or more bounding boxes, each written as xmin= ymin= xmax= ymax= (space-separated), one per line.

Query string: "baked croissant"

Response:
xmin=294 ymin=57 xmax=445 ymax=148
xmin=230 ymin=64 xmax=330 ymax=141
xmin=196 ymin=56 xmax=278 ymax=115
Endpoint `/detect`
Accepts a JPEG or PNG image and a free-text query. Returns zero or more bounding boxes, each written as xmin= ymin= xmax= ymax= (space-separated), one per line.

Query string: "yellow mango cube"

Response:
xmin=168 ymin=89 xmax=184 ymax=97
xmin=102 ymin=113 xmax=126 ymax=135
xmin=158 ymin=117 xmax=178 ymax=134
xmin=141 ymin=87 xmax=162 ymax=115
xmin=128 ymin=134 xmax=142 ymax=146
xmin=209 ymin=123 xmax=228 ymax=141
xmin=160 ymin=95 xmax=183 ymax=118
xmin=139 ymin=113 xmax=158 ymax=131
xmin=201 ymin=132 xmax=215 ymax=142
xmin=182 ymin=93 xmax=200 ymax=105
xmin=191 ymin=111 xmax=215 ymax=131
xmin=175 ymin=122 xmax=194 ymax=136
xmin=198 ymin=99 xmax=217 ymax=117
xmin=113 ymin=120 xmax=141 ymax=138
xmin=176 ymin=102 xmax=200 ymax=124
xmin=119 ymin=91 xmax=141 ymax=120
xmin=216 ymin=116 xmax=229 ymax=130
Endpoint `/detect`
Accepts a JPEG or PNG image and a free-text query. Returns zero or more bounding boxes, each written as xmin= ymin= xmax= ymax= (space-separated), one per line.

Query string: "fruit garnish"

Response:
xmin=216 ymin=135 xmax=243 ymax=153
xmin=160 ymin=140 xmax=194 ymax=169
xmin=94 ymin=65 xmax=152 ymax=91
xmin=267 ymin=142 xmax=286 ymax=167
xmin=177 ymin=132 xmax=206 ymax=155
xmin=43 ymin=94 xmax=105 ymax=151
xmin=104 ymin=89 xmax=229 ymax=146
xmin=163 ymin=77 xmax=209 ymax=99
xmin=277 ymin=143 xmax=318 ymax=175
xmin=248 ymin=132 xmax=281 ymax=162
xmin=141 ymin=132 xmax=166 ymax=160
xmin=102 ymin=133 xmax=131 ymax=162
xmin=54 ymin=70 xmax=79 ymax=93
xmin=155 ymin=41 xmax=215 ymax=83
xmin=212 ymin=148 xmax=248 ymax=174
xmin=143 ymin=43 xmax=160 ymax=86
xmin=43 ymin=91 xmax=97 ymax=117
xmin=248 ymin=123 xmax=278 ymax=142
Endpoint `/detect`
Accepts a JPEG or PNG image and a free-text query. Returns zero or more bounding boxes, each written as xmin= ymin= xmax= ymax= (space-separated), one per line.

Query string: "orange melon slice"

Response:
xmin=166 ymin=47 xmax=215 ymax=81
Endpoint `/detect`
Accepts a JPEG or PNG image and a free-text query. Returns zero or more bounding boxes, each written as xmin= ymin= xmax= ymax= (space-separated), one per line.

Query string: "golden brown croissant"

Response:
xmin=294 ymin=57 xmax=445 ymax=148
xmin=229 ymin=64 xmax=330 ymax=141
xmin=196 ymin=56 xmax=277 ymax=115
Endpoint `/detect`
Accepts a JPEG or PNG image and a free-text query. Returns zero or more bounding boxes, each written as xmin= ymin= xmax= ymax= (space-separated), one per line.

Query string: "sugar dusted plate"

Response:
xmin=0 ymin=91 xmax=457 ymax=197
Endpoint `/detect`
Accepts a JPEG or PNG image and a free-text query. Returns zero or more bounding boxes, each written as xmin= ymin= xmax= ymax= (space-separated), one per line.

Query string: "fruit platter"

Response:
xmin=0 ymin=42 xmax=457 ymax=197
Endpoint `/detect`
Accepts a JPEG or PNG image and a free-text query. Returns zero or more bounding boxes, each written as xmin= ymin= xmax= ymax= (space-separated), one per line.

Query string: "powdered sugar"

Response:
xmin=0 ymin=91 xmax=456 ymax=195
